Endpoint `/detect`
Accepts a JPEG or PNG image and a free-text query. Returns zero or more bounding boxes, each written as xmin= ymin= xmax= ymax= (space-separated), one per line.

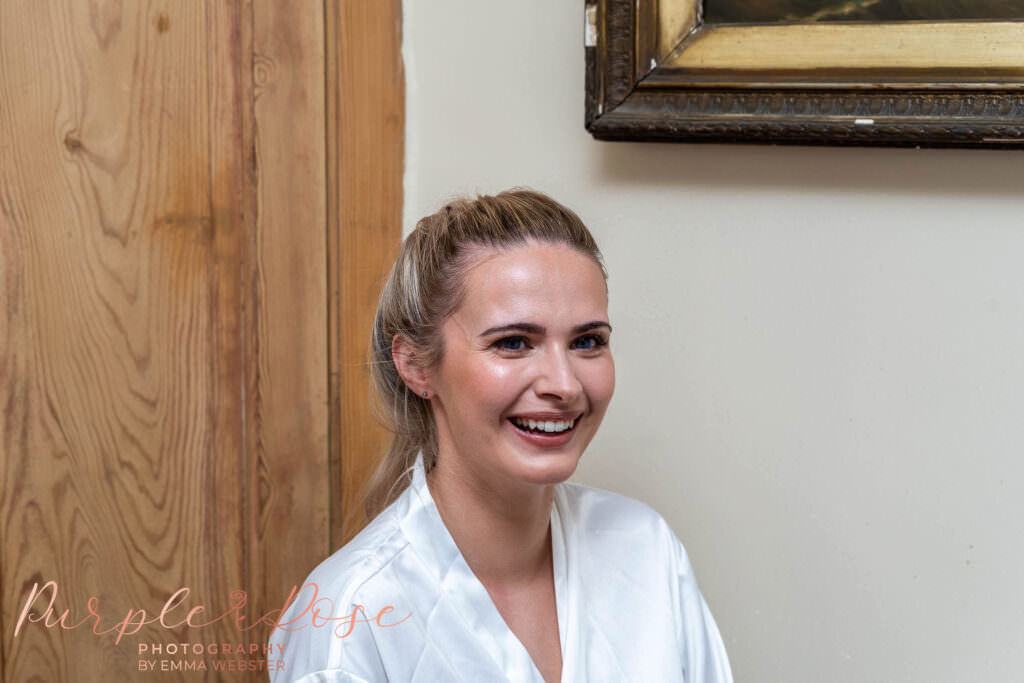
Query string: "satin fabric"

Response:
xmin=269 ymin=454 xmax=732 ymax=682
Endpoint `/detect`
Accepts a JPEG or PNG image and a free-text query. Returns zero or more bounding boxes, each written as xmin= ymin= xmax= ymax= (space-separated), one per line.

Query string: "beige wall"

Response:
xmin=403 ymin=1 xmax=1024 ymax=681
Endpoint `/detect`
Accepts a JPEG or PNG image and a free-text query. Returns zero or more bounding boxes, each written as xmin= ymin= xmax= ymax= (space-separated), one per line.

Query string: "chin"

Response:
xmin=512 ymin=449 xmax=583 ymax=486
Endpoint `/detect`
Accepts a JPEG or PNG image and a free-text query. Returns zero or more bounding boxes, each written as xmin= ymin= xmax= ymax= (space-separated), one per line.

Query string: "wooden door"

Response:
xmin=0 ymin=0 xmax=402 ymax=680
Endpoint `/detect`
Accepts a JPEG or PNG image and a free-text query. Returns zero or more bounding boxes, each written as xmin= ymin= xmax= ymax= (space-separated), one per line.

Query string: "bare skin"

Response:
xmin=484 ymin=536 xmax=562 ymax=683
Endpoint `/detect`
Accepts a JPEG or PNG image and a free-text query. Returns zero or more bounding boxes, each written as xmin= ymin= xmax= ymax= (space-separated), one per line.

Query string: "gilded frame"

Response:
xmin=585 ymin=0 xmax=1024 ymax=147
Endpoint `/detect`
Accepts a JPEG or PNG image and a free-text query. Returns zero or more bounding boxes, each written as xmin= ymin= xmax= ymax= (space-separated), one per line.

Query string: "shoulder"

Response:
xmin=555 ymin=479 xmax=706 ymax=589
xmin=557 ymin=479 xmax=676 ymax=538
xmin=301 ymin=507 xmax=410 ymax=604
xmin=557 ymin=482 xmax=734 ymax=682
xmin=554 ymin=479 xmax=686 ymax=584
xmin=269 ymin=506 xmax=410 ymax=682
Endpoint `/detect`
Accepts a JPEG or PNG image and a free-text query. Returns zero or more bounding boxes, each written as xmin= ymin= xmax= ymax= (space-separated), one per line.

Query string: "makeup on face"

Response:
xmin=426 ymin=242 xmax=615 ymax=490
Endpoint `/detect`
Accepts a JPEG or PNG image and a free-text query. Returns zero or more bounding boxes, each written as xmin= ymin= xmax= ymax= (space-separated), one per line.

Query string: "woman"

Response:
xmin=269 ymin=190 xmax=732 ymax=682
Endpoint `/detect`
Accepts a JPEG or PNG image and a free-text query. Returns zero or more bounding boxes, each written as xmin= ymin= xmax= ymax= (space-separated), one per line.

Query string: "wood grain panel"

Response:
xmin=250 ymin=0 xmax=330 ymax=631
xmin=1 ymin=1 xmax=252 ymax=679
xmin=2 ymin=0 xmax=401 ymax=678
xmin=328 ymin=0 xmax=405 ymax=546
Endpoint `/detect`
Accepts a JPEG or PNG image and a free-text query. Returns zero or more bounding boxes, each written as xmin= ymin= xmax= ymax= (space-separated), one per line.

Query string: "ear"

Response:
xmin=392 ymin=334 xmax=431 ymax=397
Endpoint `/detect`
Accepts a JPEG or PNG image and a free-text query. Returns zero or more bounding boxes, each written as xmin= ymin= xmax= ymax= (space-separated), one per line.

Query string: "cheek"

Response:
xmin=447 ymin=356 xmax=521 ymax=406
xmin=581 ymin=357 xmax=616 ymax=405
xmin=480 ymin=362 xmax=527 ymax=404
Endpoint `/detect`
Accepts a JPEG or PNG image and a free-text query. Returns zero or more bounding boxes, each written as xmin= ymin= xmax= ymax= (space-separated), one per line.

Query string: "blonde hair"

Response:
xmin=364 ymin=188 xmax=606 ymax=519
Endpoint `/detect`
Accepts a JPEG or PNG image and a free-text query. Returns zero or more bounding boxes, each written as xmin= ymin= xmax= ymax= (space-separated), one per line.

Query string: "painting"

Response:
xmin=704 ymin=0 xmax=1024 ymax=24
xmin=585 ymin=0 xmax=1024 ymax=147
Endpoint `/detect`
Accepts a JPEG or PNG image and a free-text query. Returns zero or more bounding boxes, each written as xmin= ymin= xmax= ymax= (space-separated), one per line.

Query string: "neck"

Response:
xmin=426 ymin=457 xmax=554 ymax=585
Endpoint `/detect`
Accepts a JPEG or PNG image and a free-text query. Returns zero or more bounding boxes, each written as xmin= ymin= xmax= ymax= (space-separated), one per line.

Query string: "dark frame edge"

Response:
xmin=585 ymin=0 xmax=1024 ymax=148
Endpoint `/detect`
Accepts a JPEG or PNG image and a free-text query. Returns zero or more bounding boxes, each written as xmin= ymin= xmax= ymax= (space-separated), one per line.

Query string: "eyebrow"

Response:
xmin=479 ymin=321 xmax=612 ymax=337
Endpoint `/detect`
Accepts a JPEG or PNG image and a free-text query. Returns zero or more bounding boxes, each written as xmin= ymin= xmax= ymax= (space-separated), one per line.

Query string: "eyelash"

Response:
xmin=491 ymin=334 xmax=608 ymax=352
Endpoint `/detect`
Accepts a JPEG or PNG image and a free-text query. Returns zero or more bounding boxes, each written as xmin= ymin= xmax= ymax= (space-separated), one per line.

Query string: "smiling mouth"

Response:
xmin=508 ymin=415 xmax=581 ymax=435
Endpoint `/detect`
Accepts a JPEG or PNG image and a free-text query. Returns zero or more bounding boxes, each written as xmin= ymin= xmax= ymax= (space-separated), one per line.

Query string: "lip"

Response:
xmin=506 ymin=412 xmax=583 ymax=448
xmin=507 ymin=411 xmax=584 ymax=421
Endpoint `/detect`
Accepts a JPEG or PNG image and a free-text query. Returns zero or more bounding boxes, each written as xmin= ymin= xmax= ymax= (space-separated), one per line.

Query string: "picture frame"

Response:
xmin=584 ymin=0 xmax=1024 ymax=147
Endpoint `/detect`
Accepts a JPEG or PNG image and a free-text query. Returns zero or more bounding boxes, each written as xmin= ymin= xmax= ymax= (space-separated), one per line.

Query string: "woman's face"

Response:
xmin=426 ymin=241 xmax=615 ymax=493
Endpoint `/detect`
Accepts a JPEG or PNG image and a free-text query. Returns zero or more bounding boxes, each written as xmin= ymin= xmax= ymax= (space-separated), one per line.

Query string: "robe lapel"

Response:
xmin=402 ymin=454 xmax=572 ymax=682
xmin=550 ymin=488 xmax=577 ymax=683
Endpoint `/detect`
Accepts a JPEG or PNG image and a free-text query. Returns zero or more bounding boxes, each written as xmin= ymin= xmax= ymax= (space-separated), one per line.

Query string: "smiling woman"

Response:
xmin=269 ymin=190 xmax=732 ymax=682
xmin=401 ymin=241 xmax=615 ymax=498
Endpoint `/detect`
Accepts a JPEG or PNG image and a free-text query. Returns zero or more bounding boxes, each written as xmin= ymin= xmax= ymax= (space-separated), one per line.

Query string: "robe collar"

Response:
xmin=398 ymin=452 xmax=574 ymax=682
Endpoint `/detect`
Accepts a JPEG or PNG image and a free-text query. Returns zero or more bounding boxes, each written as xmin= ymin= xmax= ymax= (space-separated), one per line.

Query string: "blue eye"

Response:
xmin=495 ymin=336 xmax=528 ymax=351
xmin=573 ymin=334 xmax=607 ymax=351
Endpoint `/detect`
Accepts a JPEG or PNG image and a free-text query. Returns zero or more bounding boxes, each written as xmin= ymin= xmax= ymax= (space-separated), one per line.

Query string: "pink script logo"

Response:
xmin=15 ymin=580 xmax=412 ymax=644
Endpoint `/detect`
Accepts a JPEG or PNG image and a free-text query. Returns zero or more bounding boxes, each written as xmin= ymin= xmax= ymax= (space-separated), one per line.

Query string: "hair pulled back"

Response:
xmin=364 ymin=188 xmax=606 ymax=519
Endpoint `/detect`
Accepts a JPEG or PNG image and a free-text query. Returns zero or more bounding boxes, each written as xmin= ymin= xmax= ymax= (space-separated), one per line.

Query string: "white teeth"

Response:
xmin=512 ymin=417 xmax=576 ymax=433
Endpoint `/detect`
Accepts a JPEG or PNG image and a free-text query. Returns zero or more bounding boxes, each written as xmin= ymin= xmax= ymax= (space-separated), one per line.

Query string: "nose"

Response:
xmin=534 ymin=346 xmax=583 ymax=403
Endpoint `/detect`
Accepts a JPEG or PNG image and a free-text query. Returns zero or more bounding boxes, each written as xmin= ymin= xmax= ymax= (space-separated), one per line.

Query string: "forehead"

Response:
xmin=455 ymin=243 xmax=608 ymax=326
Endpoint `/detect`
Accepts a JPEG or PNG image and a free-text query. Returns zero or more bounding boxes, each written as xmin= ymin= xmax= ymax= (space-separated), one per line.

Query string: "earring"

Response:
xmin=421 ymin=391 xmax=429 ymax=398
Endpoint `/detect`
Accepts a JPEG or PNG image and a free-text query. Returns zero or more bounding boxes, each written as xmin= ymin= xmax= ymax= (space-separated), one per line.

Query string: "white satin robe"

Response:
xmin=269 ymin=454 xmax=732 ymax=682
